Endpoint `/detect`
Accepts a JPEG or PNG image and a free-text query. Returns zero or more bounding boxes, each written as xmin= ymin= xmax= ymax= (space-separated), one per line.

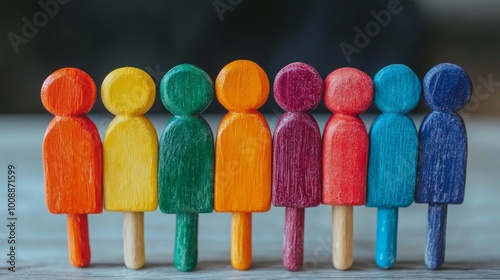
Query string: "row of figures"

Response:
xmin=41 ymin=61 xmax=471 ymax=272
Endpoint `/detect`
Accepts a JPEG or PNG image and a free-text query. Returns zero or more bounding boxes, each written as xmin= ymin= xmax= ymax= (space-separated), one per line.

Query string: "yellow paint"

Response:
xmin=214 ymin=60 xmax=272 ymax=212
xmin=101 ymin=67 xmax=158 ymax=211
xmin=101 ymin=67 xmax=155 ymax=116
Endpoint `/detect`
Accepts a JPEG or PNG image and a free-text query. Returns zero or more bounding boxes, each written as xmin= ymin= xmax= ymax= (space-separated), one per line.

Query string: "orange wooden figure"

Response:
xmin=41 ymin=68 xmax=103 ymax=267
xmin=214 ymin=60 xmax=272 ymax=270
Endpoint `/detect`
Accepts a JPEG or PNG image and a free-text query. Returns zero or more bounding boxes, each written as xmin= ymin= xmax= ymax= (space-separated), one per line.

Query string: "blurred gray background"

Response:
xmin=0 ymin=0 xmax=498 ymax=115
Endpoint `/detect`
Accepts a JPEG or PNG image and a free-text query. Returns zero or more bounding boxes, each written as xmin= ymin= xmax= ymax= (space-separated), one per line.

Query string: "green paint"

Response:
xmin=158 ymin=116 xmax=214 ymax=213
xmin=158 ymin=64 xmax=214 ymax=272
xmin=174 ymin=214 xmax=198 ymax=271
xmin=160 ymin=64 xmax=213 ymax=116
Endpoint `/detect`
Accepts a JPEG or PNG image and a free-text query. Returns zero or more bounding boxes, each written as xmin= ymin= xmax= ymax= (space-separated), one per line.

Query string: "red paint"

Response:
xmin=322 ymin=68 xmax=373 ymax=206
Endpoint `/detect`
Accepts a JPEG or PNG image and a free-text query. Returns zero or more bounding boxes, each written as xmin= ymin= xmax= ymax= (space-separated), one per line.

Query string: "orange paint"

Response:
xmin=43 ymin=117 xmax=103 ymax=214
xmin=230 ymin=212 xmax=252 ymax=270
xmin=214 ymin=60 xmax=271 ymax=270
xmin=214 ymin=112 xmax=272 ymax=212
xmin=41 ymin=68 xmax=102 ymax=267
xmin=67 ymin=214 xmax=91 ymax=267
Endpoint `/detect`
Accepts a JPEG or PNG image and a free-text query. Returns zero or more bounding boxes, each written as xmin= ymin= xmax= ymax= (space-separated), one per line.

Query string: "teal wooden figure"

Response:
xmin=158 ymin=64 xmax=214 ymax=271
xmin=366 ymin=64 xmax=421 ymax=269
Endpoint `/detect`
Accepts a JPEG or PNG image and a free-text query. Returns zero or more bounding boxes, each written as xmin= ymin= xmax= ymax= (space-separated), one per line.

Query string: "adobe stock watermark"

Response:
xmin=339 ymin=0 xmax=408 ymax=63
xmin=213 ymin=0 xmax=244 ymax=22
xmin=303 ymin=234 xmax=333 ymax=269
xmin=145 ymin=64 xmax=166 ymax=84
xmin=7 ymin=0 xmax=71 ymax=54
xmin=462 ymin=74 xmax=500 ymax=119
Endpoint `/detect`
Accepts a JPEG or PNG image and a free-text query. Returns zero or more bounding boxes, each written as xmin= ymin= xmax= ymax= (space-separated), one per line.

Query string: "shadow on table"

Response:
xmin=83 ymin=259 xmax=499 ymax=271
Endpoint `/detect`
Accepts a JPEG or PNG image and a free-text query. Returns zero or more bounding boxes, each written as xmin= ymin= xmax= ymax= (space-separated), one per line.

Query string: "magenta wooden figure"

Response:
xmin=272 ymin=62 xmax=323 ymax=271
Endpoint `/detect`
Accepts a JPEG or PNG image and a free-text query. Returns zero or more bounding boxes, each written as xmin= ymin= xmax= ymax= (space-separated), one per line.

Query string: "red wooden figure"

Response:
xmin=322 ymin=67 xmax=373 ymax=270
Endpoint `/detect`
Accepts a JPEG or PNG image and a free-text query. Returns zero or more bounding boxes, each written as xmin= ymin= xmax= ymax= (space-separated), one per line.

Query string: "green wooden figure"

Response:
xmin=158 ymin=64 xmax=214 ymax=271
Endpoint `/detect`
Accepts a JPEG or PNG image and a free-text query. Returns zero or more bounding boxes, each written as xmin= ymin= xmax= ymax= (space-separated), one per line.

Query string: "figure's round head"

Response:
xmin=324 ymin=67 xmax=373 ymax=115
xmin=273 ymin=62 xmax=323 ymax=112
xmin=160 ymin=64 xmax=213 ymax=115
xmin=41 ymin=68 xmax=96 ymax=116
xmin=215 ymin=60 xmax=269 ymax=112
xmin=101 ymin=67 xmax=155 ymax=116
xmin=423 ymin=63 xmax=471 ymax=112
xmin=373 ymin=64 xmax=421 ymax=114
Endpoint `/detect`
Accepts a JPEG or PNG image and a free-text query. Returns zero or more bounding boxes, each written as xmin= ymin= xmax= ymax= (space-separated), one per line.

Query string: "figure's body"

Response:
xmin=416 ymin=63 xmax=471 ymax=270
xmin=214 ymin=60 xmax=271 ymax=270
xmin=41 ymin=68 xmax=102 ymax=267
xmin=158 ymin=64 xmax=214 ymax=271
xmin=272 ymin=62 xmax=322 ymax=271
xmin=322 ymin=67 xmax=373 ymax=270
xmin=103 ymin=116 xmax=158 ymax=210
xmin=101 ymin=67 xmax=158 ymax=269
xmin=416 ymin=112 xmax=467 ymax=203
xmin=366 ymin=64 xmax=421 ymax=269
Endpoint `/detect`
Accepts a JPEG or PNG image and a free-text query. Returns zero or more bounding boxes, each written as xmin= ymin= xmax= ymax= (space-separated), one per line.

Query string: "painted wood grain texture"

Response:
xmin=367 ymin=64 xmax=420 ymax=269
xmin=66 ymin=214 xmax=90 ymax=268
xmin=214 ymin=60 xmax=271 ymax=270
xmin=426 ymin=204 xmax=447 ymax=270
xmin=174 ymin=214 xmax=198 ymax=272
xmin=101 ymin=67 xmax=158 ymax=269
xmin=376 ymin=208 xmax=398 ymax=269
xmin=41 ymin=67 xmax=102 ymax=268
xmin=272 ymin=62 xmax=322 ymax=271
xmin=416 ymin=63 xmax=472 ymax=270
xmin=158 ymin=64 xmax=214 ymax=271
xmin=322 ymin=67 xmax=373 ymax=270
xmin=101 ymin=67 xmax=158 ymax=212
xmin=283 ymin=207 xmax=305 ymax=271
xmin=11 ymin=115 xmax=500 ymax=277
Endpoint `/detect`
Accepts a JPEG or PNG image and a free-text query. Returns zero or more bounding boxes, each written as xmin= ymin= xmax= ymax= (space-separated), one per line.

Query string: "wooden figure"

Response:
xmin=322 ymin=67 xmax=373 ymax=270
xmin=214 ymin=60 xmax=272 ymax=270
xmin=366 ymin=64 xmax=420 ymax=269
xmin=101 ymin=67 xmax=158 ymax=269
xmin=41 ymin=68 xmax=102 ymax=268
xmin=158 ymin=64 xmax=214 ymax=271
xmin=416 ymin=63 xmax=471 ymax=270
xmin=272 ymin=62 xmax=322 ymax=271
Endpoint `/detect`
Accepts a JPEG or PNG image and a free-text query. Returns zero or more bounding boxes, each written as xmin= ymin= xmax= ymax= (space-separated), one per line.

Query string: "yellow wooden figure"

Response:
xmin=214 ymin=60 xmax=272 ymax=270
xmin=101 ymin=67 xmax=158 ymax=269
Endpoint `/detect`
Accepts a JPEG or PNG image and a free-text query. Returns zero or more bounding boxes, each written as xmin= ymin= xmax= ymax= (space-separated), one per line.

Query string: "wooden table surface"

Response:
xmin=0 ymin=114 xmax=499 ymax=279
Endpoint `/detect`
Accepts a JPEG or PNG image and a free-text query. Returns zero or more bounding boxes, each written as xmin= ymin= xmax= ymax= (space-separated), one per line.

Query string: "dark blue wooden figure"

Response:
xmin=416 ymin=63 xmax=472 ymax=270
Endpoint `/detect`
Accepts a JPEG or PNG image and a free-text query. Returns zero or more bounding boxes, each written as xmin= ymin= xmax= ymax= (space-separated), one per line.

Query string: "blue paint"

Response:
xmin=416 ymin=63 xmax=471 ymax=270
xmin=425 ymin=204 xmax=447 ymax=270
xmin=372 ymin=64 xmax=421 ymax=114
xmin=415 ymin=112 xmax=467 ymax=204
xmin=367 ymin=64 xmax=420 ymax=269
xmin=375 ymin=208 xmax=398 ymax=269
xmin=421 ymin=63 xmax=471 ymax=113
xmin=366 ymin=114 xmax=419 ymax=208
